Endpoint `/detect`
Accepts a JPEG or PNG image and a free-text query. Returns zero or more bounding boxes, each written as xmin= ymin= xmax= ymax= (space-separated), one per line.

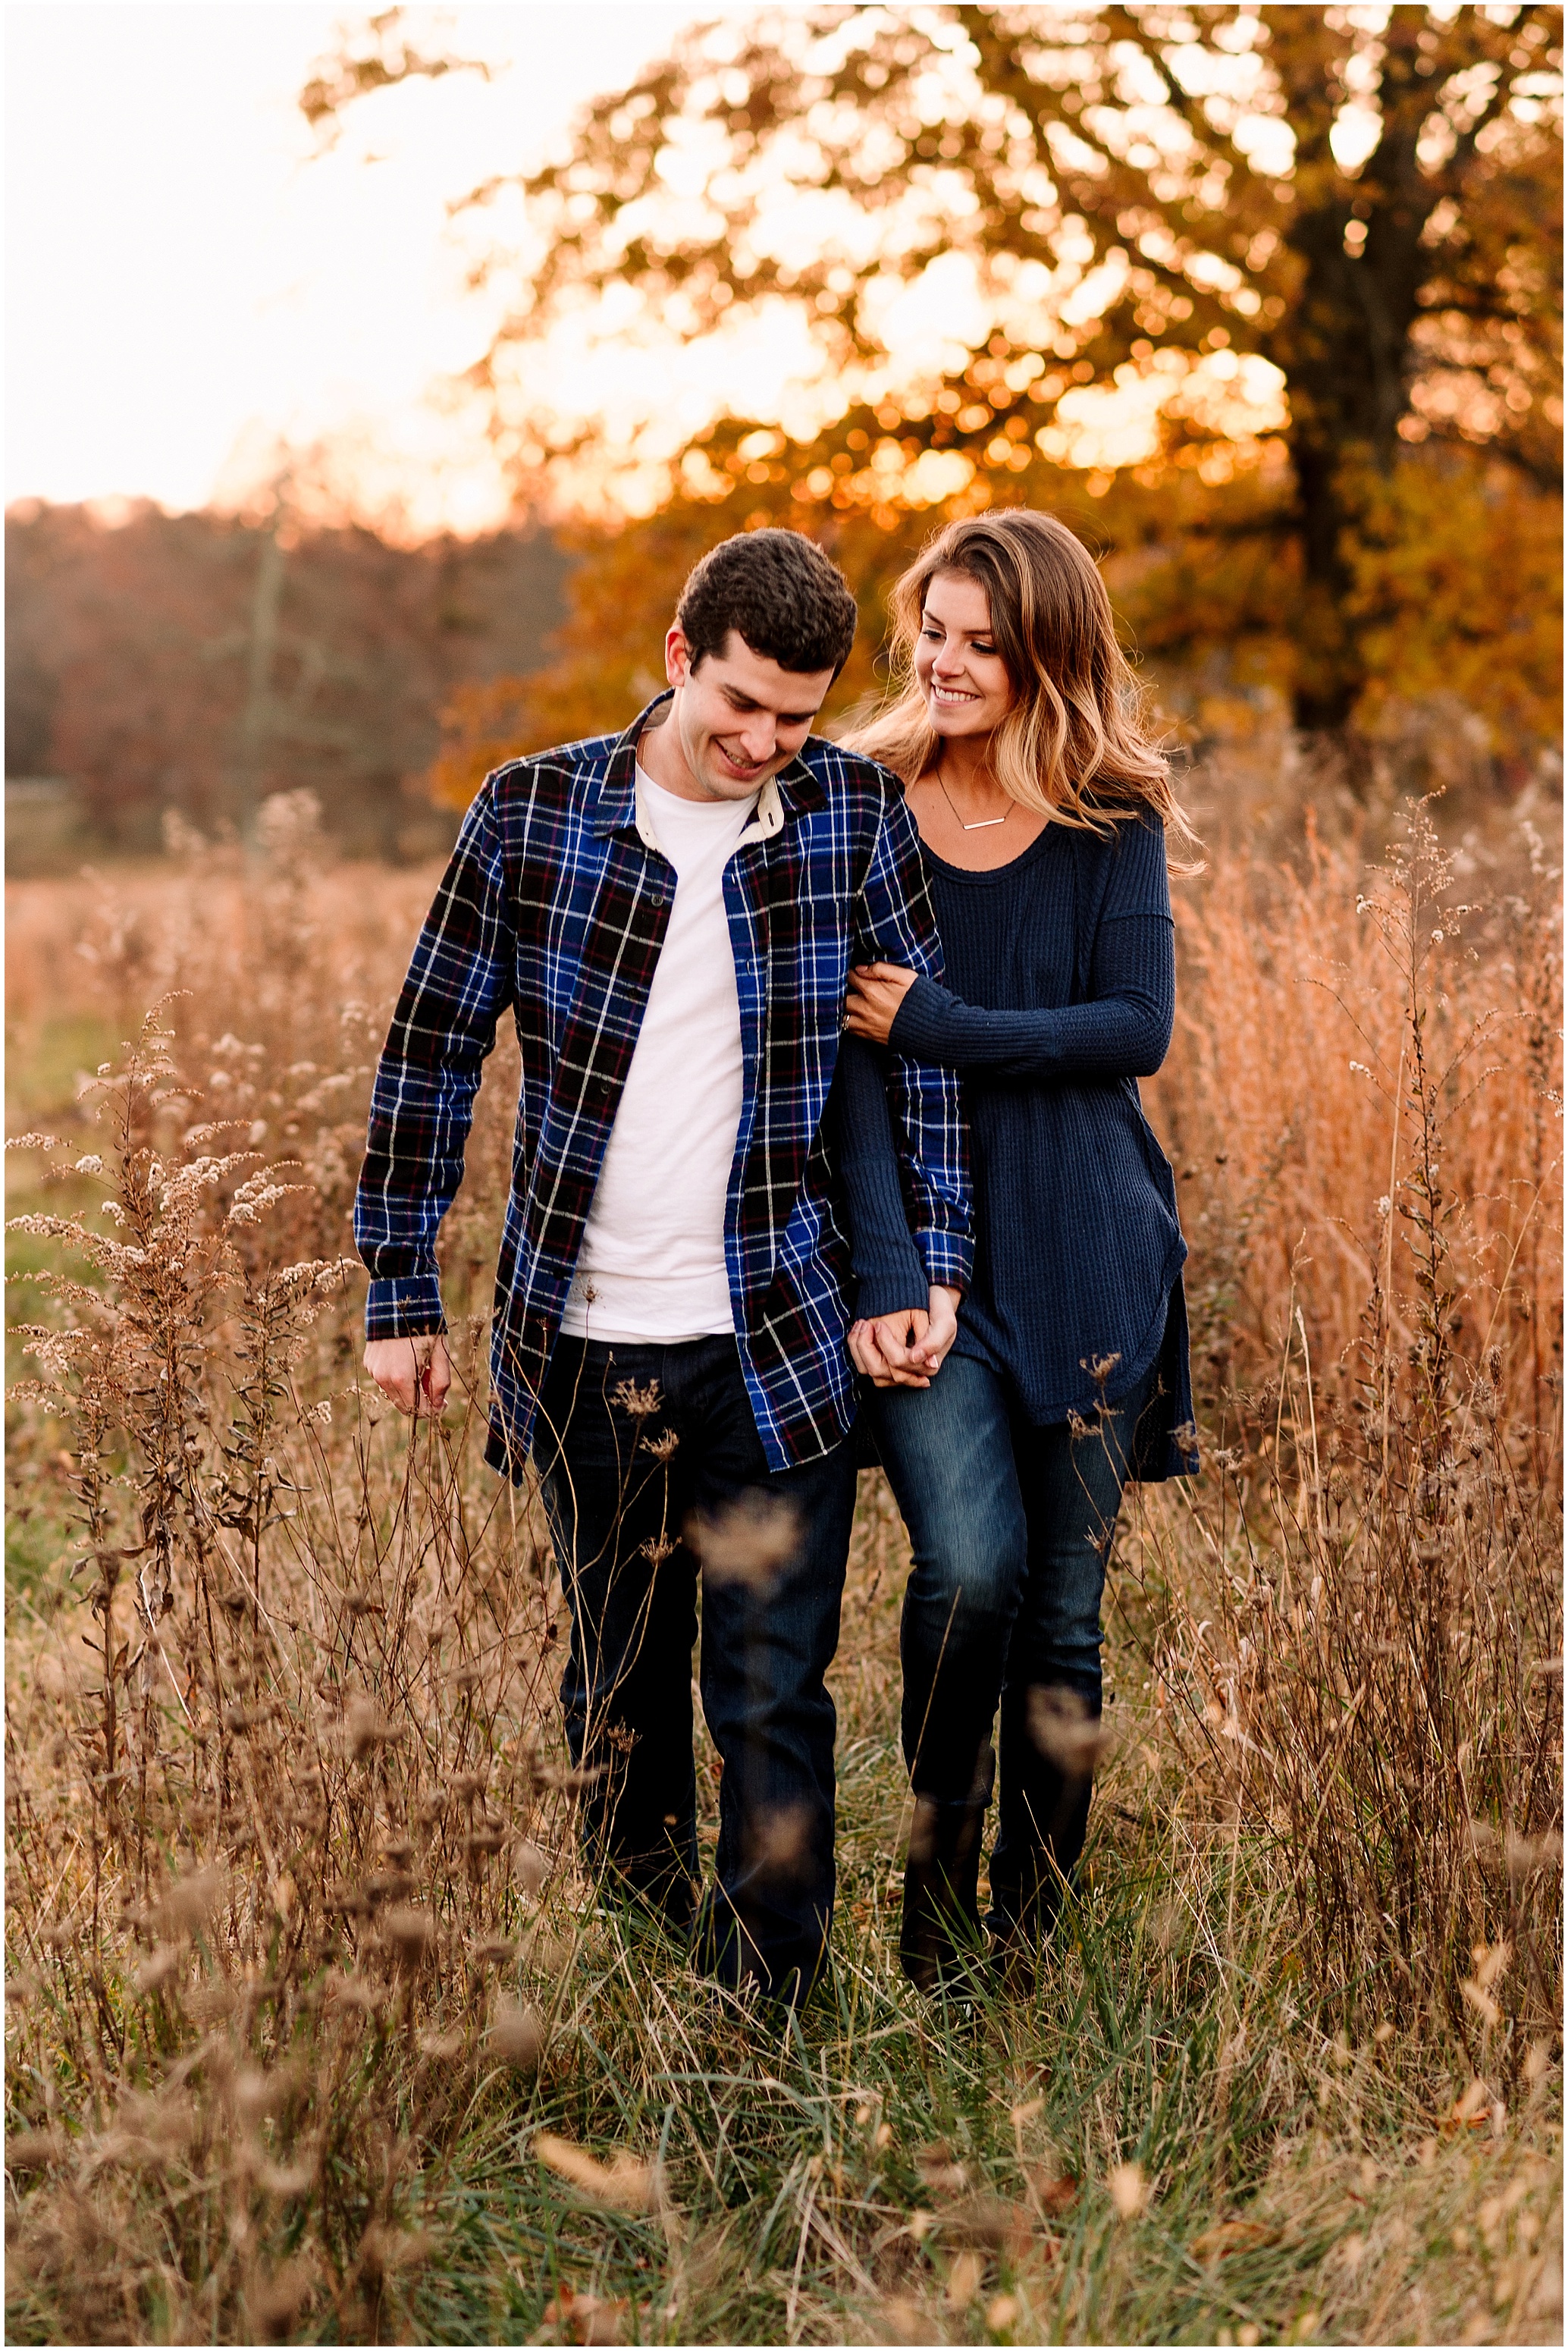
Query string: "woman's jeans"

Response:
xmin=868 ymin=1351 xmax=1156 ymax=1938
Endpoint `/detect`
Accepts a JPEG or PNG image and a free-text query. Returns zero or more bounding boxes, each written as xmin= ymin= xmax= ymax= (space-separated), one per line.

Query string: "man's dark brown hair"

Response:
xmin=676 ymin=529 xmax=859 ymax=679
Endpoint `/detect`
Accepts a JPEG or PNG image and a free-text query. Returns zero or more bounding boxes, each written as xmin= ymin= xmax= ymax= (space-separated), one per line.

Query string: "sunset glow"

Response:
xmin=8 ymin=3 xmax=1290 ymax=539
xmin=6 ymin=3 xmax=698 ymax=534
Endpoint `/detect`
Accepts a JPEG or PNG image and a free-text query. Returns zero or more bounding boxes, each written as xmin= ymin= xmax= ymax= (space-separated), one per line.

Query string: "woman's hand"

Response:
xmin=849 ymin=1307 xmax=929 ymax=1388
xmin=845 ymin=962 xmax=918 ymax=1045
xmin=848 ymin=1285 xmax=963 ymax=1389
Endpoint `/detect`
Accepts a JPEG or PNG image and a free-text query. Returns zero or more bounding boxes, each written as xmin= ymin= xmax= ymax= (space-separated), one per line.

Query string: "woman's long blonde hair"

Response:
xmin=847 ymin=509 xmax=1200 ymax=864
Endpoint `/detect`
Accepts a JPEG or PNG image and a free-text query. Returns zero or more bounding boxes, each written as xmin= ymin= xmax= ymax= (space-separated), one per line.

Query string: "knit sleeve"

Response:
xmin=830 ymin=1034 xmax=934 ymax=1320
xmin=851 ymin=784 xmax=974 ymax=1294
xmin=1102 ymin=808 xmax=1173 ymax=923
xmin=888 ymin=912 xmax=1174 ymax=1080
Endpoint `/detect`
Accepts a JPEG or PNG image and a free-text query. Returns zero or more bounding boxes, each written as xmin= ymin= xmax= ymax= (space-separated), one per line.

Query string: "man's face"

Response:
xmin=657 ymin=626 xmax=837 ymax=803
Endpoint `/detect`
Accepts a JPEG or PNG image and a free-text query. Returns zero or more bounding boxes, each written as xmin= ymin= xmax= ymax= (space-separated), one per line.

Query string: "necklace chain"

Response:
xmin=934 ymin=758 xmax=1011 ymax=831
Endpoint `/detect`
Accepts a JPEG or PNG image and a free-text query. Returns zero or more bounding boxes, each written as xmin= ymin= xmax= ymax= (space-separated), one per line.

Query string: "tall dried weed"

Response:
xmin=5 ymin=786 xmax=1560 ymax=2344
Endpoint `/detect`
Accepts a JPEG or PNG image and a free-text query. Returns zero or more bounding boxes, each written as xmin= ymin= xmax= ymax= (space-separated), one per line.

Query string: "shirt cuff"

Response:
xmin=364 ymin=1273 xmax=447 ymax=1340
xmin=917 ymin=1229 xmax=972 ymax=1295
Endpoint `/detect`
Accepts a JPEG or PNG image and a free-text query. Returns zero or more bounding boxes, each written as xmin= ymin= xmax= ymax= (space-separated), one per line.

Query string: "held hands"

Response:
xmin=363 ymin=1334 xmax=452 ymax=1416
xmin=848 ymin=1284 xmax=962 ymax=1390
xmin=845 ymin=962 xmax=918 ymax=1045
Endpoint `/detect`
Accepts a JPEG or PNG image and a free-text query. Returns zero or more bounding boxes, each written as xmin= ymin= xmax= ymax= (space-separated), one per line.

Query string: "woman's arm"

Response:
xmin=832 ymin=1034 xmax=932 ymax=1318
xmin=878 ymin=912 xmax=1175 ymax=1080
xmin=832 ymin=1036 xmax=961 ymax=1386
xmin=851 ymin=783 xmax=974 ymax=1297
xmin=846 ymin=810 xmax=1177 ymax=1080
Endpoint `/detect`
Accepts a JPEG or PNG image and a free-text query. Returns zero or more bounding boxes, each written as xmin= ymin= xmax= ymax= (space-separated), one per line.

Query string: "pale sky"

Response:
xmin=5 ymin=3 xmax=1292 ymax=536
xmin=5 ymin=3 xmax=701 ymax=533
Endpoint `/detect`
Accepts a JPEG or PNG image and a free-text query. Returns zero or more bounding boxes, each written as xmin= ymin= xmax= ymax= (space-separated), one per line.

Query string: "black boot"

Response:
xmin=987 ymin=1686 xmax=1099 ymax=1993
xmin=899 ymin=1744 xmax=996 ymax=1993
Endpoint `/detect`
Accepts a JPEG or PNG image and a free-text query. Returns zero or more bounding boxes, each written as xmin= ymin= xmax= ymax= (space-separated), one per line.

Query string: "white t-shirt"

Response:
xmin=560 ymin=767 xmax=757 ymax=1343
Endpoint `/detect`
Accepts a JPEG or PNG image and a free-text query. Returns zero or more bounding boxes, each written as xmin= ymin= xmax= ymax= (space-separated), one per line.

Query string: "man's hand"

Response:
xmin=848 ymin=1285 xmax=962 ymax=1389
xmin=920 ymin=1283 xmax=961 ymax=1373
xmin=364 ymin=1334 xmax=453 ymax=1417
xmin=845 ymin=962 xmax=918 ymax=1045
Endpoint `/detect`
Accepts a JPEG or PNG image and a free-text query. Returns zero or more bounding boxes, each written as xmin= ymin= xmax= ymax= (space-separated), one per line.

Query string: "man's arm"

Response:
xmin=356 ymin=778 xmax=517 ymax=1399
xmin=851 ymin=782 xmax=974 ymax=1299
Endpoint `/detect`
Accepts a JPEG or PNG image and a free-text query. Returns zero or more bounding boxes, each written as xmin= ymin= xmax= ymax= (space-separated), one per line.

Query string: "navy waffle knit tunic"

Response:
xmin=838 ymin=806 xmax=1198 ymax=1481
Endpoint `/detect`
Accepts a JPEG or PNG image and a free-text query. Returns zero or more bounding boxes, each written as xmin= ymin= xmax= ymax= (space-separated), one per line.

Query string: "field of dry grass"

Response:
xmin=4 ymin=782 xmax=1562 ymax=2345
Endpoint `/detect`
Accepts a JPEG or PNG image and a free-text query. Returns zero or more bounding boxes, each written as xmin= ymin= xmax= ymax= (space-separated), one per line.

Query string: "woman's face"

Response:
xmin=913 ymin=570 xmax=1013 ymax=740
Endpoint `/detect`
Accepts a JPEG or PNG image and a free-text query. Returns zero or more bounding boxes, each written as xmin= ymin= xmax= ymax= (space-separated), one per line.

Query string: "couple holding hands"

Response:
xmin=356 ymin=512 xmax=1198 ymax=2006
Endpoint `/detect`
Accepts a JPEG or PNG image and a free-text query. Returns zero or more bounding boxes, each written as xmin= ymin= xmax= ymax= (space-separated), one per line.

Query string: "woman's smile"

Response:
xmin=914 ymin=569 xmax=1013 ymax=733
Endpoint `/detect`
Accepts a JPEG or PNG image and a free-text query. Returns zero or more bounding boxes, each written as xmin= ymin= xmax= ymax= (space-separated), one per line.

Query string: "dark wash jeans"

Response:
xmin=867 ymin=1351 xmax=1157 ymax=1932
xmin=533 ymin=1334 xmax=858 ymax=2000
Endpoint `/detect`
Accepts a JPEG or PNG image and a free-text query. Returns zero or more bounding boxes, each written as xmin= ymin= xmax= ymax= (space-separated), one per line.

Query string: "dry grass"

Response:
xmin=5 ymin=781 xmax=1561 ymax=2345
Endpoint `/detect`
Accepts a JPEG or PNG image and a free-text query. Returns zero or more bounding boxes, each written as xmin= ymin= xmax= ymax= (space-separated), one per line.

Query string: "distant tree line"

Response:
xmin=5 ymin=499 xmax=566 ymax=858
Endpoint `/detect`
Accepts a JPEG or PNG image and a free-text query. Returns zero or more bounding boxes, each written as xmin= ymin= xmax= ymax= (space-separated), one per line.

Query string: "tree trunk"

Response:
xmin=1287 ymin=438 xmax=1366 ymax=735
xmin=231 ymin=526 xmax=285 ymax=837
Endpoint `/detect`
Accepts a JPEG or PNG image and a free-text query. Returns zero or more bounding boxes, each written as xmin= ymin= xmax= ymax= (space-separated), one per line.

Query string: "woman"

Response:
xmin=836 ymin=508 xmax=1200 ymax=1993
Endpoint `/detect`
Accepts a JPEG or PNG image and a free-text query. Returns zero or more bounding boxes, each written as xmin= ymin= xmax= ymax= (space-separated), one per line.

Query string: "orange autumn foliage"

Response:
xmin=427 ymin=447 xmax=1559 ymax=815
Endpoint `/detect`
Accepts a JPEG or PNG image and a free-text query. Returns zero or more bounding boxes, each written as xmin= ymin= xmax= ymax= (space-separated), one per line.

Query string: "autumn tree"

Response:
xmin=314 ymin=4 xmax=1561 ymax=749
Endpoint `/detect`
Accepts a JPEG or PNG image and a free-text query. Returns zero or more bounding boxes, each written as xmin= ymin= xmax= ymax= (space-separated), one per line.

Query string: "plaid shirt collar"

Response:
xmin=590 ymin=692 xmax=827 ymax=846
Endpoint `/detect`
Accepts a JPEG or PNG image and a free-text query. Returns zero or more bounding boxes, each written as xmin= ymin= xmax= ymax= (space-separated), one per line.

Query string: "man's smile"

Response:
xmin=713 ymin=738 xmax=768 ymax=777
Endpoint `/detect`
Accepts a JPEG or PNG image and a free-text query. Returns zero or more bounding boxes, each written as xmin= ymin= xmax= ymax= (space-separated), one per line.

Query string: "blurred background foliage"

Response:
xmin=5 ymin=3 xmax=1560 ymax=864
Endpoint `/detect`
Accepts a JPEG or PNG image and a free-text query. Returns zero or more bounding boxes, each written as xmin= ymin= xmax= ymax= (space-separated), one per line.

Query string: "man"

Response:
xmin=356 ymin=529 xmax=968 ymax=2000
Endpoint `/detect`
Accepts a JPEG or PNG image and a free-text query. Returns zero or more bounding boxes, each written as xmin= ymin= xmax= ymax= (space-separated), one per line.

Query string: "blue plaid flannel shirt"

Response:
xmin=355 ymin=696 xmax=972 ymax=1474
